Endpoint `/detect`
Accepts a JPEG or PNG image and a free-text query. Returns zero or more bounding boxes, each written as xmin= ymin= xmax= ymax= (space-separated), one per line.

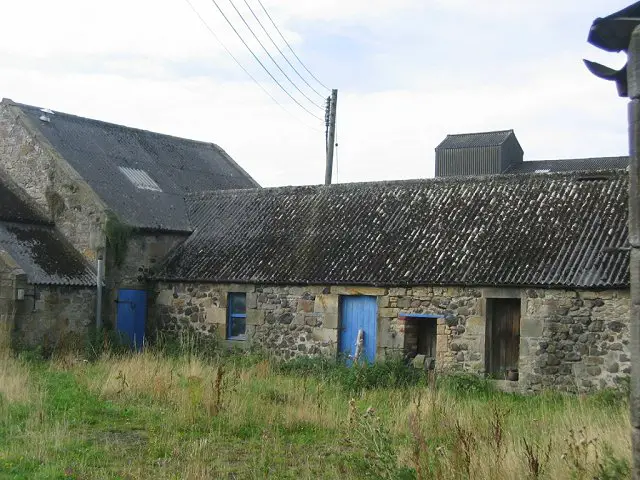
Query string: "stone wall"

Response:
xmin=12 ymin=285 xmax=96 ymax=350
xmin=152 ymin=282 xmax=631 ymax=393
xmin=0 ymin=252 xmax=25 ymax=333
xmin=152 ymin=283 xmax=339 ymax=359
xmin=0 ymin=102 xmax=106 ymax=261
xmin=0 ymin=102 xmax=187 ymax=332
xmin=519 ymin=289 xmax=630 ymax=394
xmin=105 ymin=232 xmax=186 ymax=329
xmin=0 ymin=249 xmax=95 ymax=349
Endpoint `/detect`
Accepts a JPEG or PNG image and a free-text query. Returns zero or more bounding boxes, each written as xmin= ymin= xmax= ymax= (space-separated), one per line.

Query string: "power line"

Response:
xmin=255 ymin=0 xmax=330 ymax=92
xmin=227 ymin=0 xmax=325 ymax=110
xmin=210 ymin=0 xmax=323 ymax=121
xmin=184 ymin=0 xmax=322 ymax=132
xmin=242 ymin=0 xmax=327 ymax=100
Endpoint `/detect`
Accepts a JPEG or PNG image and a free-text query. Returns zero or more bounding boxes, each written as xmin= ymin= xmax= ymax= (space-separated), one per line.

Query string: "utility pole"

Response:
xmin=585 ymin=4 xmax=640 ymax=478
xmin=325 ymin=89 xmax=338 ymax=185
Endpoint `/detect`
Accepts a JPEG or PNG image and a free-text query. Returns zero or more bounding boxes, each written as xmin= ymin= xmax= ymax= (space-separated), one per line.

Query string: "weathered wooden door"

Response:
xmin=116 ymin=289 xmax=146 ymax=350
xmin=339 ymin=296 xmax=377 ymax=364
xmin=486 ymin=298 xmax=520 ymax=375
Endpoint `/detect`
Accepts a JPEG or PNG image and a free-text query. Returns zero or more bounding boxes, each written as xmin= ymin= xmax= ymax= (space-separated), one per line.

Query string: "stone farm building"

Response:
xmin=0 ymin=100 xmax=632 ymax=393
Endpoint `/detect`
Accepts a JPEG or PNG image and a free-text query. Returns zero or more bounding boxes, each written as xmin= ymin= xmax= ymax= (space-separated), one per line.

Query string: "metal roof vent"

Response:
xmin=118 ymin=167 xmax=162 ymax=192
xmin=39 ymin=108 xmax=54 ymax=123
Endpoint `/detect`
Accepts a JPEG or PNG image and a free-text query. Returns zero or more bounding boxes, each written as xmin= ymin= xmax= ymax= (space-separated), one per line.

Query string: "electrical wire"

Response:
xmin=255 ymin=0 xmax=330 ymax=92
xmin=242 ymin=0 xmax=327 ymax=100
xmin=228 ymin=0 xmax=325 ymax=109
xmin=184 ymin=0 xmax=322 ymax=132
xmin=210 ymin=0 xmax=324 ymax=121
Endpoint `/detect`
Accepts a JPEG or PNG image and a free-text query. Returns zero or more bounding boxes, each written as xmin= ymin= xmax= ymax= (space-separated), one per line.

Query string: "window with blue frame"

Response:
xmin=227 ymin=293 xmax=247 ymax=340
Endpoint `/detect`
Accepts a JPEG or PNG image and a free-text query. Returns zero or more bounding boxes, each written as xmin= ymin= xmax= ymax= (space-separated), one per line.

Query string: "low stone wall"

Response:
xmin=151 ymin=282 xmax=630 ymax=393
xmin=12 ymin=285 xmax=96 ymax=350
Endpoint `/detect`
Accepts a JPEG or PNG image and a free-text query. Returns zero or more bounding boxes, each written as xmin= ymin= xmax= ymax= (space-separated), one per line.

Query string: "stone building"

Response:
xmin=152 ymin=169 xmax=630 ymax=393
xmin=0 ymin=175 xmax=96 ymax=348
xmin=0 ymin=100 xmax=631 ymax=393
xmin=0 ymin=98 xmax=258 ymax=346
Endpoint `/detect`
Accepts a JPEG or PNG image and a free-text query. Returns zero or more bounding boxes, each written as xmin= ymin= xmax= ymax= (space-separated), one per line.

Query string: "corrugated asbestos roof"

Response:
xmin=0 ymin=178 xmax=96 ymax=286
xmin=155 ymin=170 xmax=629 ymax=289
xmin=507 ymin=156 xmax=629 ymax=173
xmin=436 ymin=130 xmax=514 ymax=149
xmin=6 ymin=100 xmax=259 ymax=232
xmin=0 ymin=222 xmax=97 ymax=286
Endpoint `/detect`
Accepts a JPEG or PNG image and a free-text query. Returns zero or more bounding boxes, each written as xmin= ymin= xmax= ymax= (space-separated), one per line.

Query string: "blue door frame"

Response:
xmin=339 ymin=295 xmax=377 ymax=364
xmin=116 ymin=289 xmax=147 ymax=349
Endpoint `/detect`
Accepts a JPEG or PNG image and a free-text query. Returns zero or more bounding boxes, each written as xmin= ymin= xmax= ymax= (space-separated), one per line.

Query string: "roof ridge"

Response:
xmin=443 ymin=128 xmax=513 ymax=138
xmin=186 ymin=168 xmax=628 ymax=199
xmin=3 ymin=98 xmax=224 ymax=149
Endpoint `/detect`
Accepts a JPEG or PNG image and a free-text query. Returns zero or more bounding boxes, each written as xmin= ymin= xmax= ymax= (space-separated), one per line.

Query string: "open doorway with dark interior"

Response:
xmin=403 ymin=315 xmax=438 ymax=367
xmin=485 ymin=298 xmax=521 ymax=380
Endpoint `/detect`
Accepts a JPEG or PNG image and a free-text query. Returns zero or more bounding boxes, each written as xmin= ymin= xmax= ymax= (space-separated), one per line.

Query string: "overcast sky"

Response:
xmin=0 ymin=0 xmax=633 ymax=187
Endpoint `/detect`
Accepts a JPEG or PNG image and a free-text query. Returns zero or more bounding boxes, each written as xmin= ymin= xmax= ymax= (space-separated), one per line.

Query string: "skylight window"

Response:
xmin=534 ymin=169 xmax=551 ymax=174
xmin=118 ymin=167 xmax=162 ymax=192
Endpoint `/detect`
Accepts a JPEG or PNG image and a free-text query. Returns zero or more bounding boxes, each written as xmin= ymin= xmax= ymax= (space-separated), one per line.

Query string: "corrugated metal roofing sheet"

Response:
xmin=507 ymin=156 xmax=629 ymax=173
xmin=155 ymin=170 xmax=629 ymax=289
xmin=436 ymin=130 xmax=514 ymax=150
xmin=8 ymin=100 xmax=259 ymax=232
xmin=0 ymin=222 xmax=97 ymax=286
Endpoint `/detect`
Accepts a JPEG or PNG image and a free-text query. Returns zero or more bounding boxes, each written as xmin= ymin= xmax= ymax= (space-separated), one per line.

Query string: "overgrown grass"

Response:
xmin=0 ymin=336 xmax=632 ymax=479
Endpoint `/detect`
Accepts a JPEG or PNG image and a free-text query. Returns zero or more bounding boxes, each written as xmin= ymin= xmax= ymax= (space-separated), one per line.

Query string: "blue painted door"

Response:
xmin=339 ymin=296 xmax=377 ymax=364
xmin=117 ymin=289 xmax=146 ymax=349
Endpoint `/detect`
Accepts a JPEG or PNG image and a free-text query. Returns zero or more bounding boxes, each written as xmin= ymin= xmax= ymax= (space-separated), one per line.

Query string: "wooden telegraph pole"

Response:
xmin=325 ymin=89 xmax=338 ymax=185
xmin=585 ymin=4 xmax=640 ymax=477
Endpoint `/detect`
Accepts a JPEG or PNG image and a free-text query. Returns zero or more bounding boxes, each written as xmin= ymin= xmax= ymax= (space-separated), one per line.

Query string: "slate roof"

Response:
xmin=0 ymin=179 xmax=96 ymax=286
xmin=5 ymin=99 xmax=259 ymax=232
xmin=506 ymin=156 xmax=629 ymax=174
xmin=436 ymin=130 xmax=515 ymax=149
xmin=155 ymin=169 xmax=629 ymax=289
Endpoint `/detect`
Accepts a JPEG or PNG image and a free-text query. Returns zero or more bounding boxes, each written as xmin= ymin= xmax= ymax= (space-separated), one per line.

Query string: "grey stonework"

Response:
xmin=0 ymin=103 xmax=186 ymax=332
xmin=153 ymin=282 xmax=631 ymax=393
xmin=0 ymin=103 xmax=105 ymax=261
xmin=519 ymin=289 xmax=630 ymax=393
xmin=104 ymin=232 xmax=186 ymax=328
xmin=152 ymin=283 xmax=338 ymax=359
xmin=0 ymin=252 xmax=95 ymax=348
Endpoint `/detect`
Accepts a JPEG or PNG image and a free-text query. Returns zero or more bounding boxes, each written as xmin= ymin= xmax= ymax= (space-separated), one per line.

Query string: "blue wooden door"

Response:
xmin=116 ymin=289 xmax=146 ymax=349
xmin=339 ymin=296 xmax=377 ymax=364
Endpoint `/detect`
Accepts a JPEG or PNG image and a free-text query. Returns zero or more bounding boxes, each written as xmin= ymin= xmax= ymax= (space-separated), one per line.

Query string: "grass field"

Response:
xmin=0 ymin=333 xmax=633 ymax=479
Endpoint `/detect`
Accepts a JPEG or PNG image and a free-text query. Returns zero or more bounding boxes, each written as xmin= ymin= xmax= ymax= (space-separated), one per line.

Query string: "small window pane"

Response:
xmin=229 ymin=293 xmax=246 ymax=314
xmin=229 ymin=317 xmax=246 ymax=338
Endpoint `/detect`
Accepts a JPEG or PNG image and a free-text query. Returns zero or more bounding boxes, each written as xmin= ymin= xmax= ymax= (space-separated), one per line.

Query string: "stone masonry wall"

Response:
xmin=152 ymin=284 xmax=482 ymax=365
xmin=0 ymin=102 xmax=107 ymax=262
xmin=12 ymin=285 xmax=96 ymax=350
xmin=152 ymin=282 xmax=631 ymax=393
xmin=152 ymin=283 xmax=339 ymax=359
xmin=106 ymin=233 xmax=186 ymax=329
xmin=0 ymin=102 xmax=187 ymax=332
xmin=0 ymin=252 xmax=25 ymax=334
xmin=378 ymin=286 xmax=483 ymax=371
xmin=519 ymin=289 xmax=630 ymax=394
xmin=1 ymin=247 xmax=95 ymax=349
